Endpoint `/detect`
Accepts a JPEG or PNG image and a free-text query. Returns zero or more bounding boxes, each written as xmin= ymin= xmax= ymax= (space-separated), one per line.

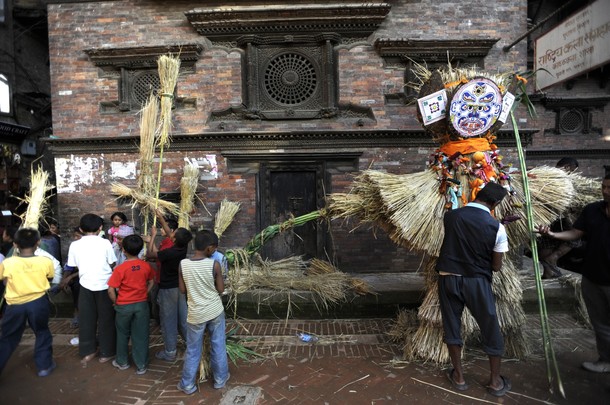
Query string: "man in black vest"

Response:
xmin=436 ymin=182 xmax=511 ymax=397
xmin=537 ymin=173 xmax=610 ymax=373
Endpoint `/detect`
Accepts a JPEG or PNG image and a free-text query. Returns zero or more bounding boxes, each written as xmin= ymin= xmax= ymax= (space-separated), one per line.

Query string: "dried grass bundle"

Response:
xmin=407 ymin=61 xmax=513 ymax=95
xmin=568 ymin=172 xmax=602 ymax=210
xmin=350 ymin=278 xmax=374 ymax=296
xmin=326 ymin=193 xmax=365 ymax=221
xmin=111 ymin=182 xmax=179 ymax=217
xmin=226 ymin=255 xmax=371 ymax=320
xmin=179 ymin=159 xmax=200 ymax=228
xmin=491 ymin=258 xmax=523 ymax=302
xmin=500 ymin=166 xmax=575 ymax=249
xmin=407 ymin=326 xmax=450 ymax=364
xmin=560 ymin=274 xmax=591 ymax=328
xmin=387 ymin=308 xmax=418 ymax=344
xmin=156 ymin=54 xmax=180 ymax=148
xmin=21 ymin=167 xmax=52 ymax=229
xmin=306 ymin=258 xmax=336 ymax=275
xmin=214 ymin=199 xmax=241 ymax=238
xmin=137 ymin=94 xmax=159 ymax=197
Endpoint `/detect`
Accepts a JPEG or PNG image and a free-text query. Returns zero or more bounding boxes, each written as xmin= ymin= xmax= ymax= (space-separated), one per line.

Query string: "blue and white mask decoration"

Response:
xmin=449 ymin=78 xmax=503 ymax=138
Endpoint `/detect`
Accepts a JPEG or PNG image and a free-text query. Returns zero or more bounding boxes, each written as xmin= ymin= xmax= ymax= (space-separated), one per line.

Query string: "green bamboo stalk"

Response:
xmin=510 ymin=111 xmax=565 ymax=397
xmin=225 ymin=209 xmax=325 ymax=265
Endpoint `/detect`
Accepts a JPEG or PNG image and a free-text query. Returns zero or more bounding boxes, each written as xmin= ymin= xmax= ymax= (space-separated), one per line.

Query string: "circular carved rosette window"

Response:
xmin=264 ymin=52 xmax=318 ymax=106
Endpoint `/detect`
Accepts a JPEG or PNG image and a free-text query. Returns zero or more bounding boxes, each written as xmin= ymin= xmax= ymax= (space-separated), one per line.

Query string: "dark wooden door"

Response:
xmin=261 ymin=169 xmax=318 ymax=261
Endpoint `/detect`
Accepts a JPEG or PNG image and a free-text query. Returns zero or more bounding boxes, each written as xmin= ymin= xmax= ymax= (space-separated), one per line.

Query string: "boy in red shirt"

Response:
xmin=108 ymin=234 xmax=154 ymax=375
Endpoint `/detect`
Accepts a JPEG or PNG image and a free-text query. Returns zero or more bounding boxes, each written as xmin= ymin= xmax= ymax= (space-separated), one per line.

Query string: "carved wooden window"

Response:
xmin=130 ymin=71 xmax=161 ymax=107
xmin=239 ymin=35 xmax=340 ymax=120
xmin=84 ymin=45 xmax=202 ymax=114
xmin=556 ymin=108 xmax=591 ymax=134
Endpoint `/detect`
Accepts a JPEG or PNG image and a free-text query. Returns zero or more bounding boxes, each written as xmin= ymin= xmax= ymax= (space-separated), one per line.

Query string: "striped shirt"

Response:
xmin=180 ymin=257 xmax=224 ymax=324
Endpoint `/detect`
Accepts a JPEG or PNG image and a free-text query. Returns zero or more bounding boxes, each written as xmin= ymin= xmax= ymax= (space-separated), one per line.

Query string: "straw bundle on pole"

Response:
xmin=178 ymin=158 xmax=200 ymax=228
xmin=21 ymin=167 xmax=52 ymax=229
xmin=153 ymin=54 xmax=180 ymax=226
xmin=156 ymin=54 xmax=180 ymax=149
xmin=137 ymin=94 xmax=159 ymax=234
xmin=111 ymin=182 xmax=180 ymax=217
xmin=214 ymin=199 xmax=241 ymax=239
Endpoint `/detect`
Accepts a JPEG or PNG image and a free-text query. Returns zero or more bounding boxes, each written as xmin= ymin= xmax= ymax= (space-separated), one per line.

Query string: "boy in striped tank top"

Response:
xmin=176 ymin=230 xmax=229 ymax=395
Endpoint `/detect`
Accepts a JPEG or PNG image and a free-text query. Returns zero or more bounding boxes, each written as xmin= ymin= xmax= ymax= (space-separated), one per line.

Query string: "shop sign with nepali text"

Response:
xmin=535 ymin=0 xmax=610 ymax=90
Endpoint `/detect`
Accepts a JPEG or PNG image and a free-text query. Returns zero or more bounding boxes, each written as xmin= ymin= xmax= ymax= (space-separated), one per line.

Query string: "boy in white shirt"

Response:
xmin=67 ymin=213 xmax=117 ymax=365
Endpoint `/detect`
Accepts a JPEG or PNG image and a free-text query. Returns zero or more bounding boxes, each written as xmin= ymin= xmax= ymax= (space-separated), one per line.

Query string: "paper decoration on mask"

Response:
xmin=498 ymin=91 xmax=516 ymax=124
xmin=417 ymin=89 xmax=448 ymax=126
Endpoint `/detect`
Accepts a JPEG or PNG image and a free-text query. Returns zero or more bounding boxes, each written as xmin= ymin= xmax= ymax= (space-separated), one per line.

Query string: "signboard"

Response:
xmin=0 ymin=121 xmax=30 ymax=140
xmin=535 ymin=0 xmax=610 ymax=90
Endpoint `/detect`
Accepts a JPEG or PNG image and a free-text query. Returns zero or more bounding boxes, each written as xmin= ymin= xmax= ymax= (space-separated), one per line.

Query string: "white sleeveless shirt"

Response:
xmin=180 ymin=257 xmax=224 ymax=324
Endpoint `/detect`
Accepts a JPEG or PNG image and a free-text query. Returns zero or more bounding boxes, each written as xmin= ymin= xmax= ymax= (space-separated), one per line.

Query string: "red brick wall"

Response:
xmin=48 ymin=1 xmax=609 ymax=272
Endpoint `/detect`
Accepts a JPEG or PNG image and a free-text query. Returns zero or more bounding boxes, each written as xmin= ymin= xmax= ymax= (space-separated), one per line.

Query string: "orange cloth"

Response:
xmin=439 ymin=138 xmax=492 ymax=156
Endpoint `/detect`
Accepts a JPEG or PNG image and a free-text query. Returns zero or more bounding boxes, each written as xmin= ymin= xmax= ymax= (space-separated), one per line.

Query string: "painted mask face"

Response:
xmin=449 ymin=78 xmax=503 ymax=138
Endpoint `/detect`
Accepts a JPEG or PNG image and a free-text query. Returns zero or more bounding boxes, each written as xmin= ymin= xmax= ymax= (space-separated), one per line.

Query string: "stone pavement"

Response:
xmin=3 ymin=312 xmax=609 ymax=405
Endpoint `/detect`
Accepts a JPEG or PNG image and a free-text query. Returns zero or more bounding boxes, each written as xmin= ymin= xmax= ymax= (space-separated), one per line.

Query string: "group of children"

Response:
xmin=0 ymin=210 xmax=230 ymax=395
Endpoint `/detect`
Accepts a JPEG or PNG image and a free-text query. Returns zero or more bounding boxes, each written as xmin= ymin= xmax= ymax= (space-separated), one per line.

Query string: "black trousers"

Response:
xmin=78 ymin=286 xmax=116 ymax=358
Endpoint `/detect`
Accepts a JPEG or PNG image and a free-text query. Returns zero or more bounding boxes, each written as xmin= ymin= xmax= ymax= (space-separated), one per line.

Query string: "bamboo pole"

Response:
xmin=510 ymin=111 xmax=564 ymax=397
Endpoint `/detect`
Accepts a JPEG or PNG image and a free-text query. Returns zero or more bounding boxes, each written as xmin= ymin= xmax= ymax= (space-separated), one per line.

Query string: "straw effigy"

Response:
xmin=324 ymin=63 xmax=588 ymax=365
xmin=178 ymin=158 xmax=200 ymax=228
xmin=21 ymin=166 xmax=53 ymax=229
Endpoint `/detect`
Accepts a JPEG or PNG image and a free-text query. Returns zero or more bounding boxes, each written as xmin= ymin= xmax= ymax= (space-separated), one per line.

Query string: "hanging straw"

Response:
xmin=178 ymin=158 xmax=200 ymax=228
xmin=21 ymin=167 xmax=52 ymax=229
xmin=214 ymin=199 xmax=241 ymax=239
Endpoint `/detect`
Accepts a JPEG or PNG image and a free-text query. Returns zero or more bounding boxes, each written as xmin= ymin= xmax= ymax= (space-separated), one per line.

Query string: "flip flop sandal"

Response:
xmin=446 ymin=368 xmax=469 ymax=391
xmin=487 ymin=376 xmax=512 ymax=397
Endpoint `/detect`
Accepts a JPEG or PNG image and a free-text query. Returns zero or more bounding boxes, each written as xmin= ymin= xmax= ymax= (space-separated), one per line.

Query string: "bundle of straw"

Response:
xmin=152 ymin=54 xmax=180 ymax=227
xmin=21 ymin=167 xmax=52 ymax=229
xmin=137 ymin=94 xmax=159 ymax=197
xmin=156 ymin=54 xmax=180 ymax=148
xmin=137 ymin=94 xmax=159 ymax=234
xmin=178 ymin=158 xmax=200 ymax=228
xmin=214 ymin=199 xmax=241 ymax=238
xmin=111 ymin=182 xmax=180 ymax=217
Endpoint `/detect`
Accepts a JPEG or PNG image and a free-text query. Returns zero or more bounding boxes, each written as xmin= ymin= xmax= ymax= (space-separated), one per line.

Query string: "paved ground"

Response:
xmin=2 ymin=313 xmax=609 ymax=405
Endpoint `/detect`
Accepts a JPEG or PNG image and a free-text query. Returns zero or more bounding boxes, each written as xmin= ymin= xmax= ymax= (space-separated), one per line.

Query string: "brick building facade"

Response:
xmin=45 ymin=1 xmax=609 ymax=273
